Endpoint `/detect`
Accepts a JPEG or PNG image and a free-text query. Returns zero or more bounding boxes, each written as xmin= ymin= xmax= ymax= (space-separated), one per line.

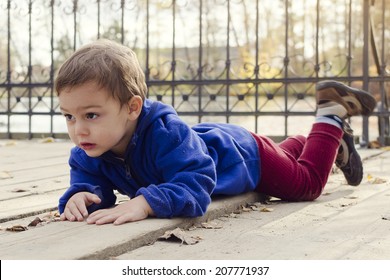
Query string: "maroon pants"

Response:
xmin=251 ymin=123 xmax=343 ymax=201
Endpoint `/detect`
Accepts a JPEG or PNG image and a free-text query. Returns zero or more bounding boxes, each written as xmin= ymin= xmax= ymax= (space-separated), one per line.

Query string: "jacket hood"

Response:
xmin=100 ymin=99 xmax=177 ymax=161
xmin=137 ymin=99 xmax=177 ymax=134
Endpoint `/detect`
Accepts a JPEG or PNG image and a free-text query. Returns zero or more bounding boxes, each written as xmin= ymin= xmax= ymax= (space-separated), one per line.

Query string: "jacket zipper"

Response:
xmin=124 ymin=161 xmax=132 ymax=178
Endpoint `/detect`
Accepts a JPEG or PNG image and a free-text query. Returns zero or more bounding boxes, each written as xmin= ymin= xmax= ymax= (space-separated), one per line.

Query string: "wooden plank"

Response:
xmin=0 ymin=175 xmax=69 ymax=201
xmin=0 ymin=192 xmax=262 ymax=260
xmin=0 ymin=164 xmax=69 ymax=188
xmin=0 ymin=140 xmax=72 ymax=169
xmin=0 ymin=190 xmax=65 ymax=222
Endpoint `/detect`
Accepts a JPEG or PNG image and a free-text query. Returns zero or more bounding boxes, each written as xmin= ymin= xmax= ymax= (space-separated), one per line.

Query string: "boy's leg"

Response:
xmin=278 ymin=135 xmax=306 ymax=159
xmin=255 ymin=80 xmax=376 ymax=201
xmin=253 ymin=124 xmax=342 ymax=201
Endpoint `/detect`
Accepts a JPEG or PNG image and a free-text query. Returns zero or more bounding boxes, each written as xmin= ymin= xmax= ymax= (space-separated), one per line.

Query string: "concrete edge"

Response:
xmin=80 ymin=192 xmax=265 ymax=260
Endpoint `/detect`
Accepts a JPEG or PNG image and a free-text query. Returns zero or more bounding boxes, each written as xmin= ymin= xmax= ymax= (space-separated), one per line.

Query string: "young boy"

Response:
xmin=56 ymin=39 xmax=376 ymax=225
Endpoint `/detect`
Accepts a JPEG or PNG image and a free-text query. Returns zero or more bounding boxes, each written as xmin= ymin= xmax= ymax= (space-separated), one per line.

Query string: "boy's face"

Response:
xmin=58 ymin=81 xmax=141 ymax=158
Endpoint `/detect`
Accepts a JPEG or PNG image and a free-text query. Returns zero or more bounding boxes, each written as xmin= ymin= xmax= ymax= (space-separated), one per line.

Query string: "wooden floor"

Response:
xmin=0 ymin=139 xmax=73 ymax=223
xmin=1 ymin=139 xmax=390 ymax=260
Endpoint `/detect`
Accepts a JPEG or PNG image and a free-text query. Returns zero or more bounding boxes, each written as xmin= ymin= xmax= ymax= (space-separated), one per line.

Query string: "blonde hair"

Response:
xmin=55 ymin=39 xmax=147 ymax=104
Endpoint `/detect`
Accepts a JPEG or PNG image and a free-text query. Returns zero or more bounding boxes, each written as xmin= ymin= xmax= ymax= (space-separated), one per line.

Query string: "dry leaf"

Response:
xmin=340 ymin=202 xmax=356 ymax=207
xmin=4 ymin=141 xmax=17 ymax=146
xmin=6 ymin=225 xmax=28 ymax=232
xmin=345 ymin=196 xmax=359 ymax=199
xmin=0 ymin=171 xmax=13 ymax=179
xmin=11 ymin=188 xmax=29 ymax=193
xmin=382 ymin=215 xmax=390 ymax=221
xmin=39 ymin=137 xmax=55 ymax=143
xmin=41 ymin=211 xmax=61 ymax=222
xmin=28 ymin=217 xmax=43 ymax=227
xmin=248 ymin=202 xmax=264 ymax=211
xmin=241 ymin=206 xmax=252 ymax=212
xmin=367 ymin=174 xmax=387 ymax=184
xmin=260 ymin=207 xmax=274 ymax=212
xmin=159 ymin=228 xmax=201 ymax=245
xmin=226 ymin=213 xmax=239 ymax=218
xmin=368 ymin=140 xmax=381 ymax=149
xmin=371 ymin=177 xmax=387 ymax=184
xmin=201 ymin=222 xmax=223 ymax=229
xmin=250 ymin=205 xmax=262 ymax=211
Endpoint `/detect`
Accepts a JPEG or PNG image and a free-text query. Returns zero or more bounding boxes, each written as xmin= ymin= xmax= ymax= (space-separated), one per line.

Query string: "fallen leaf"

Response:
xmin=340 ymin=202 xmax=356 ymax=207
xmin=41 ymin=211 xmax=61 ymax=222
xmin=370 ymin=177 xmax=387 ymax=184
xmin=241 ymin=206 xmax=252 ymax=212
xmin=39 ymin=137 xmax=55 ymax=143
xmin=201 ymin=222 xmax=223 ymax=229
xmin=6 ymin=225 xmax=28 ymax=232
xmin=0 ymin=171 xmax=13 ymax=179
xmin=382 ymin=215 xmax=390 ymax=221
xmin=158 ymin=228 xmax=201 ymax=245
xmin=368 ymin=140 xmax=381 ymax=149
xmin=11 ymin=188 xmax=29 ymax=193
xmin=260 ymin=207 xmax=274 ymax=212
xmin=4 ymin=141 xmax=17 ymax=146
xmin=249 ymin=205 xmax=262 ymax=211
xmin=225 ymin=213 xmax=239 ymax=218
xmin=28 ymin=217 xmax=43 ymax=227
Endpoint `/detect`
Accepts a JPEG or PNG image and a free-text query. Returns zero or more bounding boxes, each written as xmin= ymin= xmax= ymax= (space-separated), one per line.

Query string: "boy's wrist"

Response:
xmin=136 ymin=195 xmax=155 ymax=217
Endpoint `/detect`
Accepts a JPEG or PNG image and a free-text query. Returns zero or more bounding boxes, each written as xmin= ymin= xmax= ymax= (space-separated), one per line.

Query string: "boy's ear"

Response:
xmin=127 ymin=96 xmax=143 ymax=120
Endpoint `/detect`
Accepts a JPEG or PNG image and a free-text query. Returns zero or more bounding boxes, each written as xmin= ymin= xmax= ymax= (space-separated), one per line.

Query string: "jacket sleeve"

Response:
xmin=58 ymin=148 xmax=117 ymax=214
xmin=135 ymin=120 xmax=216 ymax=218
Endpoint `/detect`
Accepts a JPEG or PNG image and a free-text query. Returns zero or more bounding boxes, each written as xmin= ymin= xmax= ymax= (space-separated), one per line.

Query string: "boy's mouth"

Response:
xmin=80 ymin=142 xmax=96 ymax=150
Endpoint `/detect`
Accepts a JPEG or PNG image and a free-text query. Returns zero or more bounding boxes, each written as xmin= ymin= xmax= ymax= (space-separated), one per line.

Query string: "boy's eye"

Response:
xmin=64 ymin=114 xmax=74 ymax=121
xmin=86 ymin=113 xmax=98 ymax=120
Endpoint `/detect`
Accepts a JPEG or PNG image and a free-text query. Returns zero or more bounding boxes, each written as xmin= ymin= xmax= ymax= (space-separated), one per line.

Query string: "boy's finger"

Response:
xmin=84 ymin=193 xmax=101 ymax=205
xmin=73 ymin=199 xmax=89 ymax=218
xmin=67 ymin=201 xmax=84 ymax=221
xmin=63 ymin=208 xmax=76 ymax=221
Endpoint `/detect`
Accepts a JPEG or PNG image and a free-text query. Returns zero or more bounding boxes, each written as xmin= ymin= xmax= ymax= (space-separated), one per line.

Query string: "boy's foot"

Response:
xmin=316 ymin=80 xmax=377 ymax=118
xmin=335 ymin=122 xmax=363 ymax=186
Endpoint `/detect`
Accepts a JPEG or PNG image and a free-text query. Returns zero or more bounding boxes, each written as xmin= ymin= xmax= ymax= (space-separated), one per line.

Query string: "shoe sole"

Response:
xmin=316 ymin=80 xmax=377 ymax=117
xmin=336 ymin=132 xmax=363 ymax=186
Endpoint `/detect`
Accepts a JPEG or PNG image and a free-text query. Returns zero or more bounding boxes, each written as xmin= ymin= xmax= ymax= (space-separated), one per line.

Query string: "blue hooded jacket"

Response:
xmin=58 ymin=99 xmax=261 ymax=218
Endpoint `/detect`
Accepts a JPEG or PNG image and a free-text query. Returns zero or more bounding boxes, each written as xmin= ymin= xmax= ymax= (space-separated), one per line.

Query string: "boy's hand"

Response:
xmin=86 ymin=195 xmax=154 ymax=225
xmin=60 ymin=192 xmax=101 ymax=222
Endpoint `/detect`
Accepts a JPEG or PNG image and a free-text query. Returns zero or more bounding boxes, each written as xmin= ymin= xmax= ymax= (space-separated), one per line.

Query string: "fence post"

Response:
xmin=361 ymin=0 xmax=370 ymax=147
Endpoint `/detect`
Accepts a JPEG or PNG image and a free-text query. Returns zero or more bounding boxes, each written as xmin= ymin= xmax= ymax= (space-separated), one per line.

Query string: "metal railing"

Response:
xmin=0 ymin=0 xmax=389 ymax=145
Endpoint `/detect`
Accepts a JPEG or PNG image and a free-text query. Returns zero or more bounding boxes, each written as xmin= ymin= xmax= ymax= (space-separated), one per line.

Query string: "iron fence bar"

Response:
xmin=376 ymin=0 xmax=389 ymax=145
xmin=225 ymin=0 xmax=230 ymax=124
xmin=28 ymin=0 xmax=32 ymax=139
xmin=6 ymin=0 xmax=11 ymax=139
xmin=283 ymin=1 xmax=289 ymax=137
xmin=362 ymin=0 xmax=370 ymax=147
xmin=197 ymin=0 xmax=203 ymax=124
xmin=254 ymin=0 xmax=260 ymax=133
xmin=50 ymin=0 xmax=55 ymax=136
xmin=171 ymin=0 xmax=176 ymax=108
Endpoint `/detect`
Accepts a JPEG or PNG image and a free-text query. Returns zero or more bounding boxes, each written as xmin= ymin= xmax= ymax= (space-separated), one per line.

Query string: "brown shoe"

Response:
xmin=336 ymin=122 xmax=363 ymax=186
xmin=316 ymin=80 xmax=376 ymax=118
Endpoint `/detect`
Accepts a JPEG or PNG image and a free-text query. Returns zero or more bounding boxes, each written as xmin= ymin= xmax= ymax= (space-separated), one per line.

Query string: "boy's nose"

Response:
xmin=74 ymin=121 xmax=89 ymax=136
